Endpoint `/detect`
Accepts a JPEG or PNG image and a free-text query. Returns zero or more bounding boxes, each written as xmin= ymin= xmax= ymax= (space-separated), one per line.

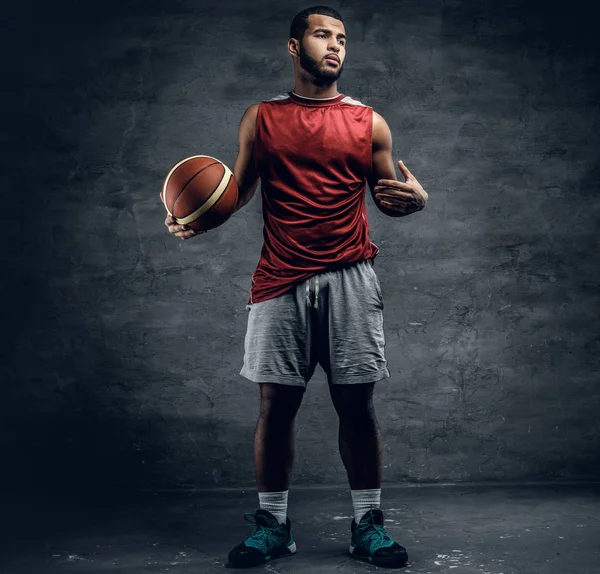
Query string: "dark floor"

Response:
xmin=1 ymin=483 xmax=599 ymax=573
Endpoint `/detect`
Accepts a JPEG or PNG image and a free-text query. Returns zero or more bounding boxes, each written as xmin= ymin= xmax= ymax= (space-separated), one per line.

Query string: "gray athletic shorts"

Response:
xmin=240 ymin=259 xmax=390 ymax=386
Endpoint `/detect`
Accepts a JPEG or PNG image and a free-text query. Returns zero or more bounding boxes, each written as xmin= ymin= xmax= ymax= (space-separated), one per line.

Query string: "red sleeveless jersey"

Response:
xmin=248 ymin=90 xmax=379 ymax=304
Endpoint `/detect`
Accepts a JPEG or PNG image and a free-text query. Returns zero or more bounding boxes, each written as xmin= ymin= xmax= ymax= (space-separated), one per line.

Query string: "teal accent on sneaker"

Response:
xmin=228 ymin=509 xmax=297 ymax=568
xmin=349 ymin=509 xmax=408 ymax=568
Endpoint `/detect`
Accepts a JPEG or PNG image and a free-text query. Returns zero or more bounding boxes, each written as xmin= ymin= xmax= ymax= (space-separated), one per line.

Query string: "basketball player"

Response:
xmin=165 ymin=5 xmax=428 ymax=569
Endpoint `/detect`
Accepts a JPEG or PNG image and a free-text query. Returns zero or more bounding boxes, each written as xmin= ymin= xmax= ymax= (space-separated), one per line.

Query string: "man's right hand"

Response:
xmin=164 ymin=213 xmax=205 ymax=240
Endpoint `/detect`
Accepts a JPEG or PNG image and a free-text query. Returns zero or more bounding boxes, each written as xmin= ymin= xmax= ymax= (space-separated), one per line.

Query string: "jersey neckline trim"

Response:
xmin=288 ymin=90 xmax=346 ymax=107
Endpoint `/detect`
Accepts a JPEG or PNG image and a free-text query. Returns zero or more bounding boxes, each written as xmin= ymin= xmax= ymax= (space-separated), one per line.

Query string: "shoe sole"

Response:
xmin=228 ymin=542 xmax=297 ymax=569
xmin=349 ymin=544 xmax=408 ymax=569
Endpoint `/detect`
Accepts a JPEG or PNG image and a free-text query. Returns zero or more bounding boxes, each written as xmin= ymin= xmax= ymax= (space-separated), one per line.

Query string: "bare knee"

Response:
xmin=259 ymin=383 xmax=305 ymax=425
xmin=329 ymin=382 xmax=376 ymax=423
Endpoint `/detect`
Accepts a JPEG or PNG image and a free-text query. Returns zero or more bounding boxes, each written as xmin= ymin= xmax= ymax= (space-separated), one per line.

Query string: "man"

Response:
xmin=165 ymin=5 xmax=428 ymax=569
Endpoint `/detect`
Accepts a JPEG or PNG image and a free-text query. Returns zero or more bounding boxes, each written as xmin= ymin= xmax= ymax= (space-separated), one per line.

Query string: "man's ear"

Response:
xmin=288 ymin=38 xmax=299 ymax=57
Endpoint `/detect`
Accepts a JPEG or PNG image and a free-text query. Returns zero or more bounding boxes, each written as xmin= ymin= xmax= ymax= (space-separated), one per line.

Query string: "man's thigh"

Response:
xmin=240 ymin=286 xmax=315 ymax=386
xmin=317 ymin=260 xmax=390 ymax=385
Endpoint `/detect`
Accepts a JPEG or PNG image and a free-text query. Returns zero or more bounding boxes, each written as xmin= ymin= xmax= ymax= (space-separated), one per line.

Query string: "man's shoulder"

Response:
xmin=262 ymin=93 xmax=292 ymax=103
xmin=243 ymin=93 xmax=292 ymax=117
xmin=249 ymin=93 xmax=292 ymax=108
xmin=340 ymin=95 xmax=371 ymax=108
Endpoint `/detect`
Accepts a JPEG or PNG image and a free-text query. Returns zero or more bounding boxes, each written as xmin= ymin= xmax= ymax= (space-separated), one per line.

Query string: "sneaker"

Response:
xmin=349 ymin=509 xmax=408 ymax=568
xmin=228 ymin=509 xmax=297 ymax=568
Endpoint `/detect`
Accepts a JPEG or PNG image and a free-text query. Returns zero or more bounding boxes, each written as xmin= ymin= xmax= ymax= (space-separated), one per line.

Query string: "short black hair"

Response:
xmin=289 ymin=5 xmax=344 ymax=43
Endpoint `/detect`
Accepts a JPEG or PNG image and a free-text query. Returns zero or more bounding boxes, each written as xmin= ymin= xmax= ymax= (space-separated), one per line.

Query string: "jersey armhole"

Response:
xmin=253 ymin=103 xmax=262 ymax=174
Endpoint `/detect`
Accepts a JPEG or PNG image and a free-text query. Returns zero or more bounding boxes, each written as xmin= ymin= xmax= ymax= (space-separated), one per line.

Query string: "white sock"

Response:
xmin=258 ymin=490 xmax=288 ymax=525
xmin=351 ymin=488 xmax=381 ymax=523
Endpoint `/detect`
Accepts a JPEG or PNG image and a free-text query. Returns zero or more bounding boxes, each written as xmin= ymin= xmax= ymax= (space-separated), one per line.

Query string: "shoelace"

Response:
xmin=358 ymin=523 xmax=393 ymax=548
xmin=243 ymin=513 xmax=280 ymax=549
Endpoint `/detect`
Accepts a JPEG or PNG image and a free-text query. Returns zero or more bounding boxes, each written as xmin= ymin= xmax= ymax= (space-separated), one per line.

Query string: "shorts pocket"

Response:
xmin=369 ymin=264 xmax=384 ymax=308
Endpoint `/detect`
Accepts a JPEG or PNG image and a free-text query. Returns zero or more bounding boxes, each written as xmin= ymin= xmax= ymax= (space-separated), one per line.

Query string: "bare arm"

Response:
xmin=232 ymin=103 xmax=260 ymax=213
xmin=367 ymin=111 xmax=428 ymax=217
xmin=162 ymin=103 xmax=261 ymax=239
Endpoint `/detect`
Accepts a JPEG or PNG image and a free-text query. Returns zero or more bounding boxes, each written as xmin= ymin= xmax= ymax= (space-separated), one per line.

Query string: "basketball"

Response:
xmin=161 ymin=155 xmax=239 ymax=232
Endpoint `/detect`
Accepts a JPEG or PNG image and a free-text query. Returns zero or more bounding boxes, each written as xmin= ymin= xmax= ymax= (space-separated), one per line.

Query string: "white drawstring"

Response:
xmin=305 ymin=276 xmax=320 ymax=308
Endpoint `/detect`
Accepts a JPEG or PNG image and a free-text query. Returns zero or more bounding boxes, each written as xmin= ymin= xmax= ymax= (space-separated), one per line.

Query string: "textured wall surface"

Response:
xmin=2 ymin=0 xmax=599 ymax=493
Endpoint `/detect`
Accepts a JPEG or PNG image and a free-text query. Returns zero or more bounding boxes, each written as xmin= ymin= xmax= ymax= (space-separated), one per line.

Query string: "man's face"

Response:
xmin=297 ymin=15 xmax=346 ymax=86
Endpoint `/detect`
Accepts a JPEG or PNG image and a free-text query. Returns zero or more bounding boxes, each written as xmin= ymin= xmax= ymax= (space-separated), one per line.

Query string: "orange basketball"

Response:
xmin=162 ymin=155 xmax=238 ymax=232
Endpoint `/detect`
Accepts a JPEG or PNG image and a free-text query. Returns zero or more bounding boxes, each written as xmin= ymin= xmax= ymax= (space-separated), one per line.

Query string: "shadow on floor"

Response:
xmin=1 ymin=483 xmax=599 ymax=573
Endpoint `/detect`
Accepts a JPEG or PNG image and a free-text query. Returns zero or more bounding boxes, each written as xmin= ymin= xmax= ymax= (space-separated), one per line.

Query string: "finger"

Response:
xmin=376 ymin=180 xmax=413 ymax=191
xmin=397 ymin=160 xmax=412 ymax=180
xmin=381 ymin=200 xmax=411 ymax=212
xmin=159 ymin=190 xmax=164 ymax=203
xmin=381 ymin=196 xmax=421 ymax=208
xmin=168 ymin=224 xmax=191 ymax=234
xmin=376 ymin=190 xmax=415 ymax=201
xmin=165 ymin=214 xmax=176 ymax=225
xmin=175 ymin=229 xmax=197 ymax=240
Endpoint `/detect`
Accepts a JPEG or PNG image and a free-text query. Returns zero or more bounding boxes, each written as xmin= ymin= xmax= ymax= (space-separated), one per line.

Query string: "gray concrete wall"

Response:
xmin=2 ymin=0 xmax=599 ymax=494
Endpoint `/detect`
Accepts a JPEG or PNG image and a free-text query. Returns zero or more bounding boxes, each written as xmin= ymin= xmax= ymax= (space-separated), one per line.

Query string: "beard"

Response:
xmin=298 ymin=42 xmax=344 ymax=87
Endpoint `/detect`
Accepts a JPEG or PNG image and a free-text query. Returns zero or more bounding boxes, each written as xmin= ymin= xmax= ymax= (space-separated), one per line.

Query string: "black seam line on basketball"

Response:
xmin=184 ymin=171 xmax=234 ymax=227
xmin=178 ymin=170 xmax=235 ymax=226
xmin=172 ymin=161 xmax=221 ymax=213
xmin=171 ymin=161 xmax=221 ymax=214
xmin=207 ymin=172 xmax=234 ymax=213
